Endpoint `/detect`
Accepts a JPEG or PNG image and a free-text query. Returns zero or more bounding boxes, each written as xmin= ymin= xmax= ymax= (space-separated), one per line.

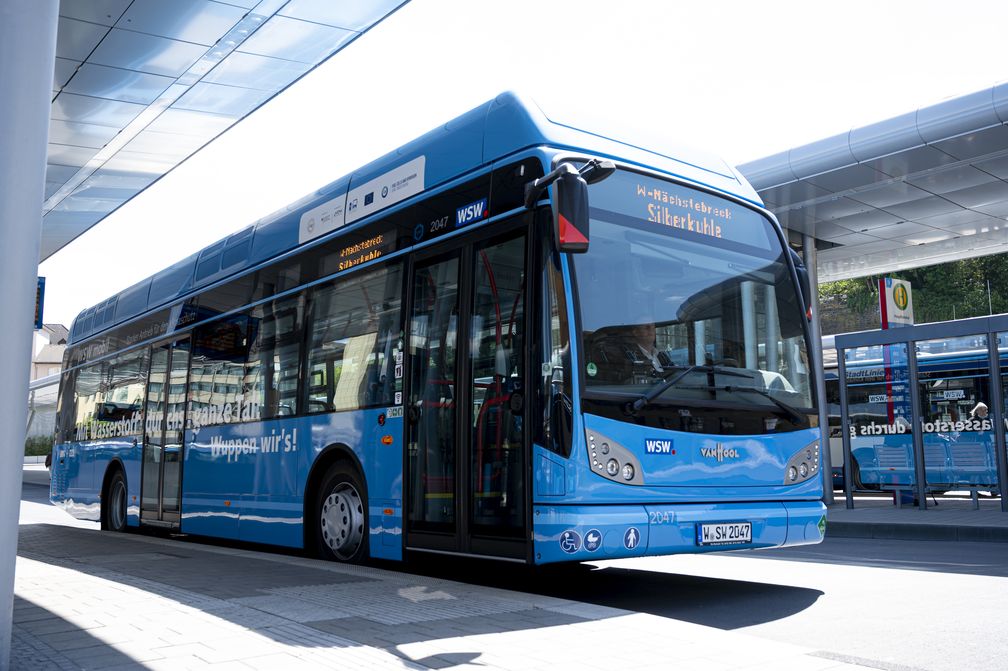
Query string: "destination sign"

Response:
xmin=589 ymin=169 xmax=774 ymax=253
xmin=335 ymin=228 xmax=397 ymax=272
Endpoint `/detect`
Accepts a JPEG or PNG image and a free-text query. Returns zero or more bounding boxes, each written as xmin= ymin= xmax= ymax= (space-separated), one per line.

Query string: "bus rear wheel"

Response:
xmin=316 ymin=464 xmax=367 ymax=563
xmin=101 ymin=470 xmax=128 ymax=532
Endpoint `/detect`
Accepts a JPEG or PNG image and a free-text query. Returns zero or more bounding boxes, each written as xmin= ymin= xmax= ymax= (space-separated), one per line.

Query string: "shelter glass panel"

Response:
xmin=844 ymin=343 xmax=914 ymax=493
xmin=916 ymin=336 xmax=997 ymax=491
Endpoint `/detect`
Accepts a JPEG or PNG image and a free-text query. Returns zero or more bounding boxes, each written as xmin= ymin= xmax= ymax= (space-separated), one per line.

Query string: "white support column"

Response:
xmin=0 ymin=1 xmax=59 ymax=667
xmin=693 ymin=321 xmax=707 ymax=365
xmin=803 ymin=234 xmax=834 ymax=505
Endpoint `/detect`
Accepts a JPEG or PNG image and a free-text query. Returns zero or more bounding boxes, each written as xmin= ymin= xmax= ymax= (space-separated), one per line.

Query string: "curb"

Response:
xmin=827 ymin=521 xmax=1008 ymax=543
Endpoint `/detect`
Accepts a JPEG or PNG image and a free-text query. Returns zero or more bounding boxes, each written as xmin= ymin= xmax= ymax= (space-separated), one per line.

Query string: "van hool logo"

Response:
xmin=700 ymin=443 xmax=740 ymax=462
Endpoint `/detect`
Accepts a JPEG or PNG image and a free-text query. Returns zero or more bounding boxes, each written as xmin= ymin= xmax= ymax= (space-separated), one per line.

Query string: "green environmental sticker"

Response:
xmin=586 ymin=363 xmax=598 ymax=377
xmin=817 ymin=516 xmax=827 ymax=536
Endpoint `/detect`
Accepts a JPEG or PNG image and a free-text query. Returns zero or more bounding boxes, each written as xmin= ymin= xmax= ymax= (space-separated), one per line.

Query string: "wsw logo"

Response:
xmin=456 ymin=198 xmax=488 ymax=226
xmin=644 ymin=439 xmax=674 ymax=455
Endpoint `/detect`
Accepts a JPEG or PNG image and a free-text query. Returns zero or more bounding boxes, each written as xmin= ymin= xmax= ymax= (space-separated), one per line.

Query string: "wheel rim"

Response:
xmin=109 ymin=479 xmax=127 ymax=530
xmin=320 ymin=482 xmax=364 ymax=560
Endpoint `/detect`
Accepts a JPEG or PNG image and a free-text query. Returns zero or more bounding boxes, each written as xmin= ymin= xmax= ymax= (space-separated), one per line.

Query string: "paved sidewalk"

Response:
xmin=826 ymin=494 xmax=1008 ymax=542
xmin=13 ymin=523 xmax=879 ymax=671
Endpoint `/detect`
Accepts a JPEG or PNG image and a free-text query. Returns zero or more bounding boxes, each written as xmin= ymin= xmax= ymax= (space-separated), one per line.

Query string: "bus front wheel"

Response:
xmin=101 ymin=470 xmax=128 ymax=532
xmin=316 ymin=463 xmax=368 ymax=563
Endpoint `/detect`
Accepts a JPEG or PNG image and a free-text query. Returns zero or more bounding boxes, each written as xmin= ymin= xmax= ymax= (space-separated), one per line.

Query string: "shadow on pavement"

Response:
xmin=402 ymin=555 xmax=824 ymax=630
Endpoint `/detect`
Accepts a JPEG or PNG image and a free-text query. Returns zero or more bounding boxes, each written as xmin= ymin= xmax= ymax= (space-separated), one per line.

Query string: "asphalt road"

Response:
xmin=21 ymin=471 xmax=1008 ymax=671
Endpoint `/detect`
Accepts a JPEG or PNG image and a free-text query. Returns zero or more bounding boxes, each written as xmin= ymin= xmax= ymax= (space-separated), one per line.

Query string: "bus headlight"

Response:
xmin=784 ymin=441 xmax=820 ymax=485
xmin=586 ymin=429 xmax=642 ymax=485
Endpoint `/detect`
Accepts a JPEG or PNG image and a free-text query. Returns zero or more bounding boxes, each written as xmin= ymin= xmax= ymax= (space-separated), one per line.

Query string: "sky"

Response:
xmin=37 ymin=0 xmax=1008 ymax=327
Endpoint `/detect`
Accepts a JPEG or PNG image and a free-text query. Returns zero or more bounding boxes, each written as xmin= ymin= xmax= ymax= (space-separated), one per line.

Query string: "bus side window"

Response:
xmin=246 ymin=293 xmax=305 ymax=419
xmin=305 ymin=263 xmax=403 ymax=413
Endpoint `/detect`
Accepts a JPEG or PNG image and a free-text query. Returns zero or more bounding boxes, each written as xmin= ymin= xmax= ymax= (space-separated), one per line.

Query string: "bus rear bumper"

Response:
xmin=532 ymin=500 xmax=826 ymax=564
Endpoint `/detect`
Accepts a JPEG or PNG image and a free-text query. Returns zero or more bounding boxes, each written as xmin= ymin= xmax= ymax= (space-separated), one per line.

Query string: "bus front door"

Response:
xmin=141 ymin=338 xmax=190 ymax=526
xmin=406 ymin=231 xmax=529 ymax=561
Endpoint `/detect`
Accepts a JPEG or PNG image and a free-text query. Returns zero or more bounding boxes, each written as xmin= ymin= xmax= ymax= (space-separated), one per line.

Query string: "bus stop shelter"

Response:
xmin=835 ymin=316 xmax=1008 ymax=512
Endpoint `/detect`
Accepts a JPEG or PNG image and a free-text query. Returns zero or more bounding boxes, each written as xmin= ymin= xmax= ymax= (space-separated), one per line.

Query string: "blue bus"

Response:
xmin=51 ymin=93 xmax=824 ymax=564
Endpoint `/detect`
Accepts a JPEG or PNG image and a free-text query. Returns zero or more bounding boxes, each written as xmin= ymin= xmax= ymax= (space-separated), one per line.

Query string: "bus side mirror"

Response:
xmin=525 ymin=159 xmax=613 ymax=255
xmin=551 ymin=170 xmax=590 ymax=254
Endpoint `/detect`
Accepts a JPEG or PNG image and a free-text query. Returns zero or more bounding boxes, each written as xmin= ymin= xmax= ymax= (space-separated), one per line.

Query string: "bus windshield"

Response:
xmin=573 ymin=169 xmax=813 ymax=429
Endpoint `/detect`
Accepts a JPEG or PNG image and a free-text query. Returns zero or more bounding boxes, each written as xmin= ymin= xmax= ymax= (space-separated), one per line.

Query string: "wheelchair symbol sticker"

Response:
xmin=559 ymin=530 xmax=581 ymax=554
xmin=623 ymin=527 xmax=640 ymax=550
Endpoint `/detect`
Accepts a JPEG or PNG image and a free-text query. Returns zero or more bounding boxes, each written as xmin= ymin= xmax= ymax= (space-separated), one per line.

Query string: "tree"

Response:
xmin=818 ymin=252 xmax=1008 ymax=335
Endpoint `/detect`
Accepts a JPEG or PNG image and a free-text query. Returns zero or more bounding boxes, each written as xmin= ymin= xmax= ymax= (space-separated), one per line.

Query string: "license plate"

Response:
xmin=697 ymin=521 xmax=752 ymax=546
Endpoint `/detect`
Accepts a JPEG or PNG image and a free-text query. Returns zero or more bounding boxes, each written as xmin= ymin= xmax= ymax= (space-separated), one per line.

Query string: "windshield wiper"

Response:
xmin=723 ymin=385 xmax=806 ymax=424
xmin=627 ymin=364 xmax=750 ymax=414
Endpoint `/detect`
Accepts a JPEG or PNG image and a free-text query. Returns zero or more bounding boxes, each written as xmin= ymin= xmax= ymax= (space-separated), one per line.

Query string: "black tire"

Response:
xmin=101 ymin=470 xmax=128 ymax=532
xmin=315 ymin=463 xmax=368 ymax=563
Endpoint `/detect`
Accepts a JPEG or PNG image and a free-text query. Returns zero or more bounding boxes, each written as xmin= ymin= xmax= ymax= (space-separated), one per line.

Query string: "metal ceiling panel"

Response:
xmin=973 ymin=154 xmax=1008 ymax=179
xmin=757 ymin=180 xmax=831 ymax=207
xmin=882 ymin=195 xmax=962 ymax=220
xmin=809 ymin=197 xmax=875 ymax=222
xmin=44 ymin=164 xmax=80 ymax=183
xmin=62 ymin=63 xmax=174 ymax=104
xmin=905 ymin=163 xmax=997 ymax=195
xmin=144 ymin=108 xmax=236 ymax=136
xmin=279 ymin=0 xmax=403 ymax=31
xmin=101 ymin=149 xmax=179 ymax=176
xmin=821 ymin=230 xmax=882 ymax=246
xmin=862 ymin=145 xmax=958 ymax=179
xmin=46 ymin=143 xmax=98 ymax=168
xmin=48 ymin=119 xmax=120 ymax=149
xmin=942 ymin=180 xmax=1008 ymax=209
xmin=918 ymin=207 xmax=1003 ymax=229
xmin=824 ymin=209 xmax=902 ymax=233
xmin=931 ymin=125 xmax=1008 ymax=161
xmin=58 ymin=0 xmax=131 ymax=26
xmin=51 ymin=92 xmax=144 ymax=128
xmin=938 ymin=216 xmax=1004 ymax=236
xmin=42 ymin=0 xmax=410 ymax=261
xmin=867 ymin=221 xmax=939 ymax=240
xmin=55 ymin=17 xmax=106 ymax=60
xmin=236 ymin=15 xmax=354 ymax=63
xmin=973 ymin=198 xmax=1008 ymax=218
xmin=848 ymin=181 xmax=931 ymax=208
xmin=122 ymin=130 xmax=212 ymax=159
xmin=53 ymin=58 xmax=81 ymax=89
xmin=117 ymin=0 xmax=246 ymax=47
xmin=202 ymin=51 xmax=310 ymax=91
xmin=172 ymin=81 xmax=270 ymax=115
xmin=89 ymin=28 xmax=205 ymax=78
xmin=803 ymin=163 xmax=889 ymax=193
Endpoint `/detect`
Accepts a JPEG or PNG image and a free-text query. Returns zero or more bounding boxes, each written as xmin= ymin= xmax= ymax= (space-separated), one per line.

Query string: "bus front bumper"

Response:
xmin=532 ymin=500 xmax=826 ymax=564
